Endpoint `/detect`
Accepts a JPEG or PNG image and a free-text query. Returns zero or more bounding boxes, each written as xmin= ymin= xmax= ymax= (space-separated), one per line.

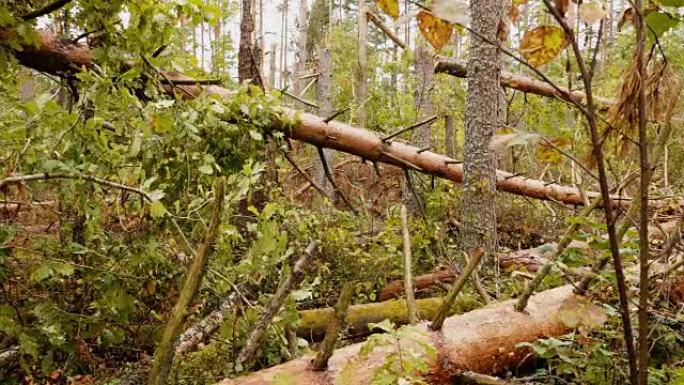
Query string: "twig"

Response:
xmin=159 ymin=78 xmax=222 ymax=86
xmin=282 ymin=90 xmax=320 ymax=108
xmin=316 ymin=146 xmax=357 ymax=213
xmin=311 ymin=282 xmax=354 ymax=370
xmin=430 ymin=248 xmax=485 ymax=331
xmin=20 ymin=0 xmax=73 ymax=21
xmin=237 ymin=241 xmax=319 ymax=367
xmin=382 ymin=115 xmax=438 ymax=142
xmin=400 ymin=205 xmax=417 ymax=324
xmin=0 ymin=172 xmax=153 ymax=201
xmin=282 ymin=151 xmax=333 ymax=201
xmin=366 ymin=10 xmax=407 ymax=49
xmin=323 ymin=106 xmax=351 ymax=123
xmin=403 ymin=169 xmax=428 ymax=223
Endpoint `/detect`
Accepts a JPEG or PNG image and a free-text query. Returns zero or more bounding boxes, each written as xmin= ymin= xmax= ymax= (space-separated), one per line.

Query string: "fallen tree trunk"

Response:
xmin=435 ymin=58 xmax=615 ymax=107
xmin=218 ymin=285 xmax=577 ymax=385
xmin=2 ymin=29 xmax=638 ymax=208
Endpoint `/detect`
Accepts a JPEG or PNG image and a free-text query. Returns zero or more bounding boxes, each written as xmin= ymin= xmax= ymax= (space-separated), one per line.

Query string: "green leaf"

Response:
xmin=645 ymin=12 xmax=679 ymax=41
xmin=149 ymin=201 xmax=167 ymax=218
xmin=659 ymin=0 xmax=684 ymax=6
xmin=368 ymin=319 xmax=395 ymax=333
xmin=198 ymin=164 xmax=214 ymax=174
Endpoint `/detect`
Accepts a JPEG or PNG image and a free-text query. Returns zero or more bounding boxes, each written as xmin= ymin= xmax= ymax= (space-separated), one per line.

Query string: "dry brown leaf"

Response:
xmin=417 ymin=10 xmax=453 ymax=51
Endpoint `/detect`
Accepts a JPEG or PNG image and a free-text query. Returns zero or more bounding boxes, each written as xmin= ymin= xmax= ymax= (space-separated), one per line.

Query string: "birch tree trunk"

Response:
xmin=294 ymin=0 xmax=309 ymax=95
xmin=460 ymin=0 xmax=502 ymax=263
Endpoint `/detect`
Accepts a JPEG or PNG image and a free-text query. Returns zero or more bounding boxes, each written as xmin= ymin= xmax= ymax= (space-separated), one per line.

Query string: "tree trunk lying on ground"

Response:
xmin=217 ymin=285 xmax=577 ymax=385
xmin=435 ymin=58 xmax=615 ymax=107
xmin=1 ymin=28 xmax=652 ymax=208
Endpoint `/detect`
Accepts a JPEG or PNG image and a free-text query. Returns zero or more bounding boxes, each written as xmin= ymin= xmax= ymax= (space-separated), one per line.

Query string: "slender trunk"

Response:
xmin=294 ymin=0 xmax=309 ymax=95
xmin=315 ymin=46 xmax=335 ymax=200
xmin=401 ymin=205 xmax=417 ymax=324
xmin=269 ymin=43 xmax=278 ymax=88
xmin=412 ymin=39 xmax=433 ymax=148
xmin=444 ymin=115 xmax=456 ymax=158
xmin=148 ymin=179 xmax=226 ymax=385
xmin=634 ymin=0 xmax=650 ymax=381
xmin=357 ymin=0 xmax=368 ymax=125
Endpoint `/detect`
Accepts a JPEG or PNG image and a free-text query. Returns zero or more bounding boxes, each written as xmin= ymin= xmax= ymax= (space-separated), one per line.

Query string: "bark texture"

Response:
xmin=357 ymin=0 xmax=368 ymax=125
xmin=444 ymin=115 xmax=456 ymax=158
xmin=460 ymin=0 xmax=502 ymax=261
xmin=218 ymin=285 xmax=577 ymax=385
xmin=238 ymin=0 xmax=259 ymax=84
xmin=314 ymin=46 xmax=335 ymax=199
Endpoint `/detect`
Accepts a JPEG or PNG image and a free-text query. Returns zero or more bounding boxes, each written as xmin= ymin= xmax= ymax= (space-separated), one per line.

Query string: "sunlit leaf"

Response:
xmin=579 ymin=1 xmax=607 ymax=24
xmin=520 ymin=26 xmax=566 ymax=67
xmin=416 ymin=11 xmax=453 ymax=51
xmin=377 ymin=0 xmax=400 ymax=19
xmin=432 ymin=0 xmax=470 ymax=25
xmin=149 ymin=201 xmax=167 ymax=218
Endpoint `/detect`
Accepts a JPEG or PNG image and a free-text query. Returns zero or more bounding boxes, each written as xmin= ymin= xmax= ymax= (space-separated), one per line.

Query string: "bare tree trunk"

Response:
xmin=315 ymin=46 xmax=335 ymax=200
xmin=445 ymin=115 xmax=456 ymax=158
xmin=280 ymin=0 xmax=289 ymax=89
xmin=357 ymin=0 xmax=368 ymax=125
xmin=269 ymin=43 xmax=277 ymax=88
xmin=293 ymin=0 xmax=309 ymax=95
xmin=239 ymin=0 xmax=257 ymax=83
xmin=460 ymin=0 xmax=502 ymax=264
xmin=412 ymin=39 xmax=434 ymax=147
xmin=401 ymin=205 xmax=417 ymax=324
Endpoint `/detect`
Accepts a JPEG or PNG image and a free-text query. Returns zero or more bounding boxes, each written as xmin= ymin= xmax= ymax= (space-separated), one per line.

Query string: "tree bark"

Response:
xmin=445 ymin=115 xmax=456 ymax=158
xmin=314 ymin=46 xmax=336 ymax=200
xmin=357 ymin=0 xmax=368 ymax=125
xmin=218 ymin=285 xmax=580 ymax=385
xmin=238 ymin=0 xmax=258 ymax=84
xmin=460 ymin=0 xmax=502 ymax=264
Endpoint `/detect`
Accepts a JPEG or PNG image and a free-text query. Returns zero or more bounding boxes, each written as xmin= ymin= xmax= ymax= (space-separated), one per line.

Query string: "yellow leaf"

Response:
xmin=376 ymin=0 xmax=400 ymax=19
xmin=416 ymin=10 xmax=453 ymax=51
xmin=520 ymin=26 xmax=566 ymax=67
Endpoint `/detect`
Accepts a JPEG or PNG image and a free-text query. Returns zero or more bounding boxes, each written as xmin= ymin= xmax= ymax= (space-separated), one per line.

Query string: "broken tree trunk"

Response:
xmin=218 ymin=285 xmax=577 ymax=385
xmin=2 ymin=29 xmax=649 ymax=208
xmin=435 ymin=58 xmax=616 ymax=107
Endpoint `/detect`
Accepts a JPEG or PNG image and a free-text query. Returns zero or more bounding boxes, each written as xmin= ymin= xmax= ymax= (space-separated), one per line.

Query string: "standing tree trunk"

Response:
xmin=357 ymin=0 xmax=368 ymax=125
xmin=412 ymin=39 xmax=434 ymax=148
xmin=460 ymin=0 xmax=501 ymax=264
xmin=269 ymin=43 xmax=278 ymax=88
xmin=238 ymin=0 xmax=257 ymax=83
xmin=280 ymin=0 xmax=289 ymax=89
xmin=445 ymin=115 xmax=456 ymax=158
xmin=315 ymin=46 xmax=336 ymax=201
xmin=294 ymin=0 xmax=309 ymax=95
